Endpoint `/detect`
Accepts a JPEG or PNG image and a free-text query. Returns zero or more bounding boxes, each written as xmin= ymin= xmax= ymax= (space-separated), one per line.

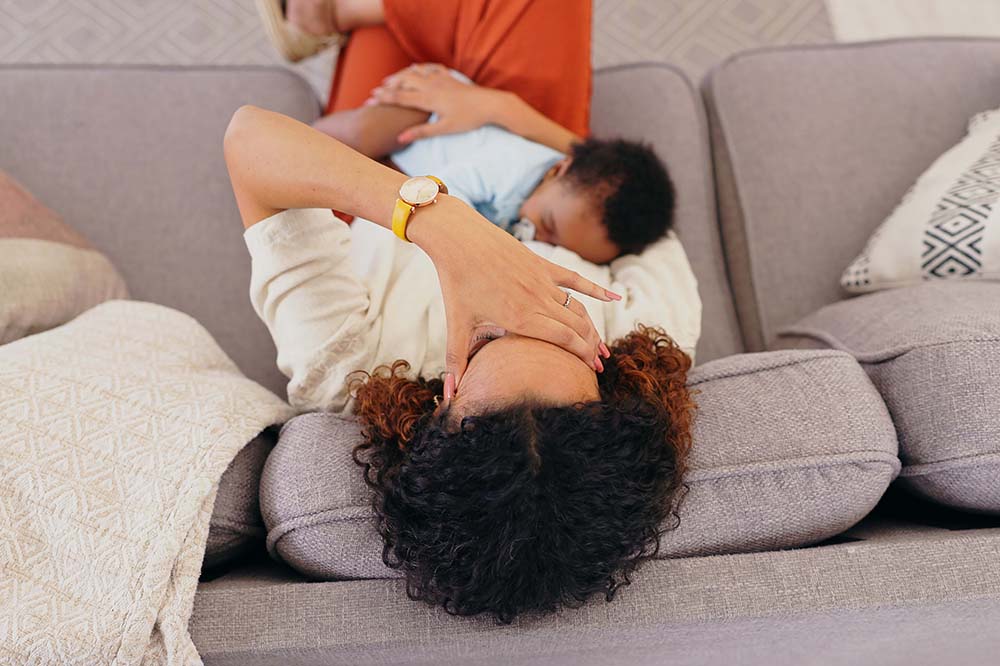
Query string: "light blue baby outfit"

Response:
xmin=389 ymin=70 xmax=565 ymax=240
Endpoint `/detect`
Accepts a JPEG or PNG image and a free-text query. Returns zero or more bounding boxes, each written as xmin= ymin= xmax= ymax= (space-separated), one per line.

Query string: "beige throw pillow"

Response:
xmin=0 ymin=171 xmax=129 ymax=344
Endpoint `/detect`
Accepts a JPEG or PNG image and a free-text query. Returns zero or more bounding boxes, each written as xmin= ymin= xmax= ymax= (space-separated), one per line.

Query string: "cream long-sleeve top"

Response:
xmin=244 ymin=208 xmax=702 ymax=415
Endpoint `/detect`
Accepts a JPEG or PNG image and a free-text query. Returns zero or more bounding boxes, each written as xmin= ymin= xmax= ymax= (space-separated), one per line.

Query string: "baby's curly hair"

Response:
xmin=563 ymin=137 xmax=676 ymax=256
xmin=347 ymin=324 xmax=696 ymax=625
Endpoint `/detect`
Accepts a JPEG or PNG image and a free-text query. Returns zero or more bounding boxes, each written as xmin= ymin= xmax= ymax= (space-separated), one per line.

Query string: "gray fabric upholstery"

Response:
xmin=0 ymin=64 xmax=321 ymax=400
xmin=192 ymin=517 xmax=1000 ymax=665
xmin=666 ymin=349 xmax=899 ymax=555
xmin=704 ymin=37 xmax=1000 ymax=351
xmin=591 ymin=64 xmax=742 ymax=363
xmin=260 ymin=349 xmax=898 ymax=579
xmin=194 ymin=599 xmax=1000 ymax=666
xmin=203 ymin=426 xmax=280 ymax=570
xmin=775 ymin=281 xmax=1000 ymax=514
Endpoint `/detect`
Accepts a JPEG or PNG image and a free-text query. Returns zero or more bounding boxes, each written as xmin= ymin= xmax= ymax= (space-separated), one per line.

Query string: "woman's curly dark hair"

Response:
xmin=347 ymin=324 xmax=696 ymax=625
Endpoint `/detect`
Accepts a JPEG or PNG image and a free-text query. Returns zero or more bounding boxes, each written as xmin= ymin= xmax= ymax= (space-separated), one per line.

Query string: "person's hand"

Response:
xmin=406 ymin=195 xmax=619 ymax=400
xmin=364 ymin=63 xmax=500 ymax=144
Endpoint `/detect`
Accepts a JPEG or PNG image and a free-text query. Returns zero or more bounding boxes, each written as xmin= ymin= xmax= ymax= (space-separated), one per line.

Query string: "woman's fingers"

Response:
xmin=546 ymin=292 xmax=604 ymax=370
xmin=443 ymin=311 xmax=472 ymax=400
xmin=553 ymin=266 xmax=622 ymax=303
xmin=525 ymin=313 xmax=601 ymax=372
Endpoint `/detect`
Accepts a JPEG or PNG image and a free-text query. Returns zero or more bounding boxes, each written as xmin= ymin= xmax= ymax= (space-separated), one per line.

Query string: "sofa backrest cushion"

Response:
xmin=704 ymin=38 xmax=1000 ymax=351
xmin=0 ymin=64 xmax=320 ymax=399
xmin=592 ymin=63 xmax=743 ymax=363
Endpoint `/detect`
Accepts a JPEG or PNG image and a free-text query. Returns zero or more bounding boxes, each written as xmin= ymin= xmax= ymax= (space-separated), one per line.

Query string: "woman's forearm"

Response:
xmin=489 ymin=91 xmax=582 ymax=154
xmin=224 ymin=104 xmax=408 ymax=230
xmin=224 ymin=105 xmax=475 ymax=264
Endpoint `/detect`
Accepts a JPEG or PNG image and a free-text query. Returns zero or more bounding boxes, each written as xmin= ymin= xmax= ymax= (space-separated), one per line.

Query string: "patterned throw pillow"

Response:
xmin=0 ymin=171 xmax=129 ymax=344
xmin=841 ymin=105 xmax=1000 ymax=293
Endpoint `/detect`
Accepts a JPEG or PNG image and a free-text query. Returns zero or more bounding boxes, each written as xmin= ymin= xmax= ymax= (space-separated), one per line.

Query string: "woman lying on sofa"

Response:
xmin=224 ymin=104 xmax=700 ymax=624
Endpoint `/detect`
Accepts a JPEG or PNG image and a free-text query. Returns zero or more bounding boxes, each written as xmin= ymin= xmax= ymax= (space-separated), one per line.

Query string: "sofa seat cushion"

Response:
xmin=203 ymin=426 xmax=281 ymax=571
xmin=259 ymin=350 xmax=899 ymax=580
xmin=775 ymin=281 xmax=1000 ymax=514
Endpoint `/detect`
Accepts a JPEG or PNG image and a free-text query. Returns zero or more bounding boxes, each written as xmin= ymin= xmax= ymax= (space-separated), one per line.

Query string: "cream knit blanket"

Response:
xmin=0 ymin=300 xmax=297 ymax=665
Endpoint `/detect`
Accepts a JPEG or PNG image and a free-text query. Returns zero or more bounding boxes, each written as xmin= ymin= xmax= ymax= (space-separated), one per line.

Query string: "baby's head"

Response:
xmin=519 ymin=138 xmax=676 ymax=264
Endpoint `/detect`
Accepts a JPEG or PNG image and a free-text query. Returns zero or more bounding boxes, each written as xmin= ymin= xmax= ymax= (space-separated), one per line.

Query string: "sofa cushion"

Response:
xmin=704 ymin=38 xmax=1000 ymax=351
xmin=841 ymin=104 xmax=1000 ymax=294
xmin=0 ymin=170 xmax=128 ymax=344
xmin=203 ymin=426 xmax=281 ymax=571
xmin=259 ymin=350 xmax=899 ymax=580
xmin=775 ymin=281 xmax=1000 ymax=514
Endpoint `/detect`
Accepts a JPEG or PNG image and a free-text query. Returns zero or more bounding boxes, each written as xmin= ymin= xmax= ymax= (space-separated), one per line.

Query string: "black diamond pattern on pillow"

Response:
xmin=922 ymin=135 xmax=999 ymax=279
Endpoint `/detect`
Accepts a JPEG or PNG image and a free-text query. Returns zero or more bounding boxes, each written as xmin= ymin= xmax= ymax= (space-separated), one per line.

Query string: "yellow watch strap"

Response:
xmin=425 ymin=175 xmax=448 ymax=194
xmin=392 ymin=199 xmax=414 ymax=242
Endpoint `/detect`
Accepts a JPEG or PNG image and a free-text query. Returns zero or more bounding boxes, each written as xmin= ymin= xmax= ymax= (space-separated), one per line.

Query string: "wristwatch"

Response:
xmin=392 ymin=175 xmax=448 ymax=242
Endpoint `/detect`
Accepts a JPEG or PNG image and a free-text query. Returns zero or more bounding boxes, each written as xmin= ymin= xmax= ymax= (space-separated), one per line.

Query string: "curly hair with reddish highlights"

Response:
xmin=348 ymin=324 xmax=697 ymax=625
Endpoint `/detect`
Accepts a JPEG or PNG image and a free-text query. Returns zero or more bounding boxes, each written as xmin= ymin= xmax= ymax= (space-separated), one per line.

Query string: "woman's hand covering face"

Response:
xmin=364 ymin=63 xmax=496 ymax=144
xmin=406 ymin=195 xmax=620 ymax=400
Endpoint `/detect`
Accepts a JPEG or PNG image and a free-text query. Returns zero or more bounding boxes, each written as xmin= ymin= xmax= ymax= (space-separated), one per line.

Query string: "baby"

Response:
xmin=386 ymin=72 xmax=676 ymax=265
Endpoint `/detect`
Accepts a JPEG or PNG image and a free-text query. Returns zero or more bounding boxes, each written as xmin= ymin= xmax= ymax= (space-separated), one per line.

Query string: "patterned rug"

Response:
xmin=0 ymin=0 xmax=833 ymax=101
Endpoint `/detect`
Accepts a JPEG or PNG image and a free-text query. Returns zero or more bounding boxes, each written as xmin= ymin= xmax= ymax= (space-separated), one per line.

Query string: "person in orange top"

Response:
xmin=257 ymin=0 xmax=592 ymax=159
xmin=258 ymin=2 xmax=679 ymax=267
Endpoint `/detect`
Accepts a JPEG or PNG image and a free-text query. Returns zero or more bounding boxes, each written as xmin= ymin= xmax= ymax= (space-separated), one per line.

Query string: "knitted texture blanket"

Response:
xmin=0 ymin=300 xmax=297 ymax=665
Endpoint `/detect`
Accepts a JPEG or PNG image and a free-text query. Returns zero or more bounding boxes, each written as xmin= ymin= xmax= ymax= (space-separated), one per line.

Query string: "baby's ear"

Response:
xmin=554 ymin=156 xmax=573 ymax=177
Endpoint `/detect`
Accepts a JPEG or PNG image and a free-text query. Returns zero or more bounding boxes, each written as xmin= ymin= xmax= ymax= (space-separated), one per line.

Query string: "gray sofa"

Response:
xmin=2 ymin=37 xmax=1000 ymax=665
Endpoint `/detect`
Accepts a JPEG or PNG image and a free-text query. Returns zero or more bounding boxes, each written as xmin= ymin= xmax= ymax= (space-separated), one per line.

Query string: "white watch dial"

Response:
xmin=399 ymin=176 xmax=439 ymax=206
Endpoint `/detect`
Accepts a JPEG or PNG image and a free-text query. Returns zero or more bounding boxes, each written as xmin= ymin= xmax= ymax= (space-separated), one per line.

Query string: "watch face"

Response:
xmin=399 ymin=176 xmax=439 ymax=206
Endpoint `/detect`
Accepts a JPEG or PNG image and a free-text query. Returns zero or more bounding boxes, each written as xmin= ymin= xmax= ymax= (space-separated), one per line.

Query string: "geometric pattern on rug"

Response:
xmin=0 ymin=0 xmax=833 ymax=102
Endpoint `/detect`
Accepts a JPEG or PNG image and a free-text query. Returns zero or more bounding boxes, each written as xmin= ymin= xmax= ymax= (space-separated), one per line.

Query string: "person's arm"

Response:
xmin=485 ymin=89 xmax=582 ymax=155
xmin=223 ymin=105 xmax=617 ymax=395
xmin=366 ymin=65 xmax=582 ymax=154
xmin=224 ymin=104 xmax=408 ymax=230
xmin=311 ymin=104 xmax=432 ymax=160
